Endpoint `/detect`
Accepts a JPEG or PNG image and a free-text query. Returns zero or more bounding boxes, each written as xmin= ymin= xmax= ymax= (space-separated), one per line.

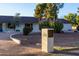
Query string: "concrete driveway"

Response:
xmin=0 ymin=32 xmax=46 ymax=56
xmin=1 ymin=32 xmax=79 ymax=56
xmin=0 ymin=32 xmax=14 ymax=40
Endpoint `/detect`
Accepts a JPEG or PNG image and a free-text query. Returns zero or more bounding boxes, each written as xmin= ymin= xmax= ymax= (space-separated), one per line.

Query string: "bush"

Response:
xmin=77 ymin=25 xmax=79 ymax=31
xmin=39 ymin=21 xmax=63 ymax=33
xmin=53 ymin=22 xmax=63 ymax=33
xmin=39 ymin=21 xmax=50 ymax=30
xmin=23 ymin=25 xmax=33 ymax=35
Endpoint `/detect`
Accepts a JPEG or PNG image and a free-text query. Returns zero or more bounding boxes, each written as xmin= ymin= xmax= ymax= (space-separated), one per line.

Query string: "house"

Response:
xmin=0 ymin=16 xmax=73 ymax=33
xmin=57 ymin=19 xmax=73 ymax=32
xmin=0 ymin=16 xmax=40 ymax=33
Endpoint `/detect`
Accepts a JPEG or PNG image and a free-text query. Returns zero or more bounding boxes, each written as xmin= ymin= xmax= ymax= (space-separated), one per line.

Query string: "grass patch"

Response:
xmin=54 ymin=47 xmax=65 ymax=51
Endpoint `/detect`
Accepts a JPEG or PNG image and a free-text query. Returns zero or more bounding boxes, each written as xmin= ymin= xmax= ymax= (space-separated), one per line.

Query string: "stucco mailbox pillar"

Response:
xmin=42 ymin=28 xmax=54 ymax=53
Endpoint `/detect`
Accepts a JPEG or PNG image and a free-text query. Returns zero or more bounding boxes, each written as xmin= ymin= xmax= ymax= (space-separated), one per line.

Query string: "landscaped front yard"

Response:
xmin=10 ymin=32 xmax=79 ymax=56
xmin=0 ymin=32 xmax=79 ymax=55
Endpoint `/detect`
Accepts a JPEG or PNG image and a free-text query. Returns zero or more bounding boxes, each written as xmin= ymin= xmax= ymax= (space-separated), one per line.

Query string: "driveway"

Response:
xmin=0 ymin=32 xmax=47 ymax=56
xmin=12 ymin=32 xmax=79 ymax=56
xmin=13 ymin=32 xmax=79 ymax=47
xmin=54 ymin=32 xmax=79 ymax=47
xmin=0 ymin=32 xmax=16 ymax=40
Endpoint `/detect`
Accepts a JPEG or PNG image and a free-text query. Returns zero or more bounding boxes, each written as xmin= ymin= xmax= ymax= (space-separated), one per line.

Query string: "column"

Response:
xmin=42 ymin=28 xmax=54 ymax=53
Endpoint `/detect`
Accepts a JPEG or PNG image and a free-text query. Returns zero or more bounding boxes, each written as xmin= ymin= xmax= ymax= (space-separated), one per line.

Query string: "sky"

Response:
xmin=0 ymin=3 xmax=78 ymax=18
xmin=58 ymin=3 xmax=79 ymax=18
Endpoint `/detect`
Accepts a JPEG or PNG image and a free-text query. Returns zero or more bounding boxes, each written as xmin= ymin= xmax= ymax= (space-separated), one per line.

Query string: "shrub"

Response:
xmin=77 ymin=25 xmax=79 ymax=31
xmin=23 ymin=25 xmax=33 ymax=35
xmin=39 ymin=21 xmax=63 ymax=33
xmin=39 ymin=21 xmax=50 ymax=30
xmin=53 ymin=22 xmax=63 ymax=33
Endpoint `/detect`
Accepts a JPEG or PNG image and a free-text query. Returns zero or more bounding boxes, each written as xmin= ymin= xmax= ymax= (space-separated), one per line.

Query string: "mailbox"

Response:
xmin=42 ymin=28 xmax=54 ymax=53
xmin=48 ymin=28 xmax=54 ymax=37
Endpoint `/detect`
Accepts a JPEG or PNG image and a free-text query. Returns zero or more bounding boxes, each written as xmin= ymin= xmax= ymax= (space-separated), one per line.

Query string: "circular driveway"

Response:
xmin=0 ymin=32 xmax=15 ymax=40
xmin=0 ymin=32 xmax=46 ymax=56
xmin=0 ymin=32 xmax=79 ymax=56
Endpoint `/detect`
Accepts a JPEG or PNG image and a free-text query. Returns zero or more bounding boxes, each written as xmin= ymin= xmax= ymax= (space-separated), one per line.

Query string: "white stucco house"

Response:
xmin=57 ymin=19 xmax=73 ymax=32
xmin=0 ymin=16 xmax=73 ymax=33
xmin=0 ymin=16 xmax=40 ymax=33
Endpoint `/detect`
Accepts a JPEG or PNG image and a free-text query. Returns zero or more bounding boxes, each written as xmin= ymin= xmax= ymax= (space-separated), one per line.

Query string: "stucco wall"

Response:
xmin=32 ymin=23 xmax=40 ymax=33
xmin=62 ymin=24 xmax=72 ymax=31
xmin=15 ymin=24 xmax=24 ymax=32
xmin=2 ymin=23 xmax=7 ymax=32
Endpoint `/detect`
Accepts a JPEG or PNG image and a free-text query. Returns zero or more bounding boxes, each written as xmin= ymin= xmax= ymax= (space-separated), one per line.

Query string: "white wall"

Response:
xmin=62 ymin=24 xmax=72 ymax=32
xmin=15 ymin=24 xmax=24 ymax=32
xmin=2 ymin=23 xmax=7 ymax=32
xmin=2 ymin=23 xmax=40 ymax=33
xmin=32 ymin=23 xmax=40 ymax=33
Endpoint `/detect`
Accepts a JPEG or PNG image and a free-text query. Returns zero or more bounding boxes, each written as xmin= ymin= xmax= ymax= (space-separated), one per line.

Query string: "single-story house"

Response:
xmin=0 ymin=16 xmax=73 ymax=33
xmin=0 ymin=16 xmax=40 ymax=33
xmin=57 ymin=19 xmax=72 ymax=32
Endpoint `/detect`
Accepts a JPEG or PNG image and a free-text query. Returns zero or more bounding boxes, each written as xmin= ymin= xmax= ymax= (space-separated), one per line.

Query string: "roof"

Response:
xmin=39 ymin=18 xmax=69 ymax=24
xmin=0 ymin=16 xmax=38 ymax=24
xmin=0 ymin=16 xmax=69 ymax=24
xmin=56 ymin=19 xmax=69 ymax=24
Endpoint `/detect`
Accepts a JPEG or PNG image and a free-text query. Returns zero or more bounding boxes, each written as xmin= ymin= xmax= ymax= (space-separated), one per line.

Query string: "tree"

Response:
xmin=76 ymin=8 xmax=79 ymax=25
xmin=64 ymin=13 xmax=77 ymax=26
xmin=34 ymin=3 xmax=64 ymax=32
xmin=14 ymin=13 xmax=20 ymax=21
xmin=34 ymin=3 xmax=47 ymax=21
xmin=14 ymin=13 xmax=21 ymax=28
xmin=45 ymin=3 xmax=64 ymax=20
xmin=14 ymin=13 xmax=20 ymax=22
xmin=34 ymin=3 xmax=64 ymax=21
xmin=76 ymin=16 xmax=79 ymax=25
xmin=44 ymin=3 xmax=58 ymax=20
xmin=77 ymin=8 xmax=79 ymax=13
xmin=75 ymin=7 xmax=79 ymax=25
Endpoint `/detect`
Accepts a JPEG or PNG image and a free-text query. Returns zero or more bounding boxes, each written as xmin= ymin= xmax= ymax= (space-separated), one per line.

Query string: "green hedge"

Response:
xmin=39 ymin=21 xmax=63 ymax=33
xmin=39 ymin=21 xmax=50 ymax=30
xmin=53 ymin=22 xmax=63 ymax=33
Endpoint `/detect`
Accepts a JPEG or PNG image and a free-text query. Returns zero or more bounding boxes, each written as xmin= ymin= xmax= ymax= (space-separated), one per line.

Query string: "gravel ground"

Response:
xmin=0 ymin=32 xmax=79 ymax=56
xmin=0 ymin=32 xmax=47 ymax=56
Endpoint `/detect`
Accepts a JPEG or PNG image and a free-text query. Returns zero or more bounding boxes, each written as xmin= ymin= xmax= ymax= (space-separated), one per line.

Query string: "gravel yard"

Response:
xmin=0 ymin=32 xmax=79 ymax=56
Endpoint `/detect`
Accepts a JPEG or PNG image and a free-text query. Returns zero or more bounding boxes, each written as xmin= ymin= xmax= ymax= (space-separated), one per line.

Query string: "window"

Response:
xmin=7 ymin=23 xmax=15 ymax=29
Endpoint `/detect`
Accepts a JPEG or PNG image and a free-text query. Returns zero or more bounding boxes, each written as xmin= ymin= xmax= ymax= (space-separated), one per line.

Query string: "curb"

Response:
xmin=10 ymin=33 xmax=21 ymax=44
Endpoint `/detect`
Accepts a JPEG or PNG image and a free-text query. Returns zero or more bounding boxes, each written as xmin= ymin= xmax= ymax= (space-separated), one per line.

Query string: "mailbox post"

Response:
xmin=42 ymin=28 xmax=54 ymax=53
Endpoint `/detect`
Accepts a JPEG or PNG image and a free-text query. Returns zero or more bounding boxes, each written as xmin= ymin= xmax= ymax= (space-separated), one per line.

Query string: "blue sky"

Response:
xmin=0 ymin=3 xmax=78 ymax=18
xmin=0 ymin=3 xmax=36 ymax=16
xmin=58 ymin=3 xmax=79 ymax=18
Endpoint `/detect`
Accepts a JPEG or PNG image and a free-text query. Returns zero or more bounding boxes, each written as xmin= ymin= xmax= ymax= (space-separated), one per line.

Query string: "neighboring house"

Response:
xmin=57 ymin=19 xmax=72 ymax=32
xmin=0 ymin=16 xmax=40 ymax=33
